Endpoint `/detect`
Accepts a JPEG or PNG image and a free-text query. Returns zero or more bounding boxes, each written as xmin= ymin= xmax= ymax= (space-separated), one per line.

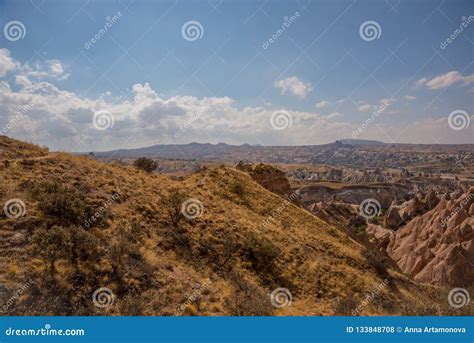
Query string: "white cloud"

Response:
xmin=47 ymin=59 xmax=70 ymax=81
xmin=0 ymin=49 xmax=470 ymax=150
xmin=15 ymin=75 xmax=32 ymax=88
xmin=380 ymin=98 xmax=396 ymax=106
xmin=416 ymin=71 xmax=474 ymax=90
xmin=404 ymin=95 xmax=416 ymax=101
xmin=415 ymin=77 xmax=427 ymax=87
xmin=0 ymin=49 xmax=17 ymax=77
xmin=358 ymin=104 xmax=372 ymax=112
xmin=315 ymin=100 xmax=330 ymax=108
xmin=15 ymin=59 xmax=70 ymax=83
xmin=274 ymin=76 xmax=312 ymax=98
xmin=325 ymin=112 xmax=341 ymax=119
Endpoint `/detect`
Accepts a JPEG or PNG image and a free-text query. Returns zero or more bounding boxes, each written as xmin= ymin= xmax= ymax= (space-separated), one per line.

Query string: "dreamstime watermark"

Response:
xmin=448 ymin=110 xmax=470 ymax=131
xmin=1 ymin=278 xmax=34 ymax=314
xmin=84 ymin=192 xmax=122 ymax=228
xmin=173 ymin=112 xmax=202 ymax=139
xmin=174 ymin=280 xmax=210 ymax=315
xmin=358 ymin=198 xmax=381 ymax=220
xmin=92 ymin=287 xmax=115 ymax=309
xmin=352 ymin=278 xmax=389 ymax=315
xmin=262 ymin=12 xmax=300 ymax=49
xmin=3 ymin=20 xmax=26 ymax=41
xmin=440 ymin=16 xmax=474 ymax=49
xmin=93 ymin=110 xmax=115 ymax=130
xmin=440 ymin=192 xmax=473 ymax=228
xmin=3 ymin=198 xmax=26 ymax=219
xmin=447 ymin=288 xmax=470 ymax=309
xmin=181 ymin=198 xmax=204 ymax=220
xmin=262 ymin=190 xmax=300 ymax=228
xmin=270 ymin=110 xmax=292 ymax=130
xmin=270 ymin=287 xmax=292 ymax=308
xmin=351 ymin=99 xmax=392 ymax=138
xmin=84 ymin=12 xmax=123 ymax=49
xmin=2 ymin=103 xmax=32 ymax=134
xmin=359 ymin=20 xmax=381 ymax=41
xmin=5 ymin=324 xmax=85 ymax=337
xmin=181 ymin=21 xmax=204 ymax=41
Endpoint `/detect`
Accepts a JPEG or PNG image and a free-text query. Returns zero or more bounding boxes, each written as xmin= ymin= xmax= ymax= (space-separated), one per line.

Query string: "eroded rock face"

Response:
xmin=386 ymin=187 xmax=474 ymax=287
xmin=384 ymin=206 xmax=404 ymax=230
xmin=236 ymin=162 xmax=293 ymax=197
xmin=309 ymin=200 xmax=358 ymax=227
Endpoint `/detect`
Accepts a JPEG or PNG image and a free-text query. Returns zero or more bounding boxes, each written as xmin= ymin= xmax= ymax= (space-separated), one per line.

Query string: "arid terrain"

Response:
xmin=0 ymin=135 xmax=473 ymax=316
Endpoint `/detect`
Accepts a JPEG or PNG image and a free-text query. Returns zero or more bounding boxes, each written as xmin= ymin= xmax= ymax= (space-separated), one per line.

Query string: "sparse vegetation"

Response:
xmin=30 ymin=180 xmax=108 ymax=227
xmin=31 ymin=226 xmax=72 ymax=278
xmin=0 ymin=135 xmax=468 ymax=316
xmin=225 ymin=276 xmax=273 ymax=316
xmin=161 ymin=187 xmax=187 ymax=227
xmin=133 ymin=157 xmax=158 ymax=173
xmin=242 ymin=232 xmax=280 ymax=275
xmin=230 ymin=180 xmax=247 ymax=198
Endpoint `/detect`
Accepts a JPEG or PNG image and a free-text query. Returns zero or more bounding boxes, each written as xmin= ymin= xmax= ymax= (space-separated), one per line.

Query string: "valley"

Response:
xmin=1 ymin=136 xmax=472 ymax=315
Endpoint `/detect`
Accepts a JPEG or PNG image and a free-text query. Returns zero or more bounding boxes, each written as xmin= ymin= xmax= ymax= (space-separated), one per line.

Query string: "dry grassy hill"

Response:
xmin=0 ymin=136 xmax=470 ymax=316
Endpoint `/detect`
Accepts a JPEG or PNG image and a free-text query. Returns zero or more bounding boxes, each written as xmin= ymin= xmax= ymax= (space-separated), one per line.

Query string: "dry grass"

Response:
xmin=0 ymin=136 xmax=471 ymax=316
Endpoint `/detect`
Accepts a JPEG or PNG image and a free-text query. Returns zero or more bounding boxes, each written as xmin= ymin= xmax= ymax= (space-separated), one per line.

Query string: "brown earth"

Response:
xmin=0 ymin=135 xmax=469 ymax=316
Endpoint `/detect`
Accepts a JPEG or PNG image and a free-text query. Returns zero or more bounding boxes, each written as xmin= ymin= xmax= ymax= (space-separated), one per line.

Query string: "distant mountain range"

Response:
xmin=336 ymin=139 xmax=384 ymax=146
xmin=88 ymin=139 xmax=473 ymax=168
xmin=90 ymin=140 xmax=380 ymax=162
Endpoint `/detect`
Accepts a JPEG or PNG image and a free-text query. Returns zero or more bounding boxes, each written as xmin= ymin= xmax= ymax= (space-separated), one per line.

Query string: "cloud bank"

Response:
xmin=0 ymin=49 xmax=471 ymax=151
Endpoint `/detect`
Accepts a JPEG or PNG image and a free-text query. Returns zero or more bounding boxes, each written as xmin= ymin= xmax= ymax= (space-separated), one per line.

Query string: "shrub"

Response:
xmin=333 ymin=295 xmax=358 ymax=315
xmin=225 ymin=277 xmax=273 ymax=316
xmin=120 ymin=291 xmax=144 ymax=315
xmin=230 ymin=180 xmax=246 ymax=198
xmin=362 ymin=249 xmax=391 ymax=281
xmin=161 ymin=187 xmax=187 ymax=227
xmin=31 ymin=226 xmax=72 ymax=278
xmin=242 ymin=233 xmax=280 ymax=275
xmin=31 ymin=181 xmax=108 ymax=227
xmin=32 ymin=181 xmax=87 ymax=226
xmin=133 ymin=157 xmax=157 ymax=173
xmin=68 ymin=225 xmax=98 ymax=267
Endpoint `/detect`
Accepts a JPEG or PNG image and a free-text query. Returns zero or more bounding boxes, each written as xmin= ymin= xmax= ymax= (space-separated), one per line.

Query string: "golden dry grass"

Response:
xmin=0 ymin=136 xmax=470 ymax=316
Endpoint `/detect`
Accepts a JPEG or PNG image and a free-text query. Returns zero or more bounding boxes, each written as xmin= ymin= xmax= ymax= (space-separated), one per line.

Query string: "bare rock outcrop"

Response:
xmin=367 ymin=223 xmax=393 ymax=249
xmin=236 ymin=162 xmax=293 ymax=198
xmin=384 ymin=206 xmax=404 ymax=230
xmin=310 ymin=200 xmax=357 ymax=227
xmin=386 ymin=187 xmax=474 ymax=287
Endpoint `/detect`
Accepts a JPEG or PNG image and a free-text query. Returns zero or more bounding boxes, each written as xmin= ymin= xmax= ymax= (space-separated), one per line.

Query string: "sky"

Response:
xmin=0 ymin=0 xmax=473 ymax=152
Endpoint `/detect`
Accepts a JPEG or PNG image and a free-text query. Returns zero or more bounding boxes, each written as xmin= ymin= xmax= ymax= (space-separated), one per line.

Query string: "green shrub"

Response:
xmin=32 ymin=181 xmax=87 ymax=225
xmin=161 ymin=187 xmax=187 ymax=227
xmin=230 ymin=180 xmax=246 ymax=198
xmin=31 ymin=181 xmax=108 ymax=227
xmin=133 ymin=157 xmax=157 ymax=173
xmin=242 ymin=233 xmax=280 ymax=274
xmin=31 ymin=226 xmax=72 ymax=278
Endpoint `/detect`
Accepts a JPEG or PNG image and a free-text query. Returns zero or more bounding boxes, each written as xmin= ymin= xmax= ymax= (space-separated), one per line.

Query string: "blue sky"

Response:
xmin=0 ymin=0 xmax=473 ymax=151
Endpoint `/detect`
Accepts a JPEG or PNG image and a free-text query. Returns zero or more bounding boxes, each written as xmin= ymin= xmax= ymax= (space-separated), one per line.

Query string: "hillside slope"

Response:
xmin=0 ymin=136 xmax=470 ymax=316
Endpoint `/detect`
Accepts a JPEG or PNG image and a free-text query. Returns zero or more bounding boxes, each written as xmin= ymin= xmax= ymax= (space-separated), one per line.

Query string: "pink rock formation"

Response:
xmin=386 ymin=187 xmax=474 ymax=287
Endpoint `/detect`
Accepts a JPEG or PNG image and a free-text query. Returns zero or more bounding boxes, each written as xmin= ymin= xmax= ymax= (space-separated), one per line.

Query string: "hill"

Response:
xmin=90 ymin=140 xmax=474 ymax=169
xmin=337 ymin=139 xmax=385 ymax=146
xmin=0 ymin=136 xmax=470 ymax=316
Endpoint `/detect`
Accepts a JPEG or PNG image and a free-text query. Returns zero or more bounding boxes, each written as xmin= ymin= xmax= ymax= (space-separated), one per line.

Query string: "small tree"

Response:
xmin=133 ymin=157 xmax=158 ymax=173
xmin=32 ymin=226 xmax=72 ymax=279
xmin=230 ymin=180 xmax=246 ymax=198
xmin=67 ymin=225 xmax=98 ymax=269
xmin=161 ymin=187 xmax=187 ymax=227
